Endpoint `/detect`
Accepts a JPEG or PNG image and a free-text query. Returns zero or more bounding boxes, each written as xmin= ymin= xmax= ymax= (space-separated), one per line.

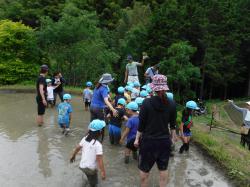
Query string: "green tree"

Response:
xmin=160 ymin=41 xmax=200 ymax=102
xmin=0 ymin=20 xmax=40 ymax=84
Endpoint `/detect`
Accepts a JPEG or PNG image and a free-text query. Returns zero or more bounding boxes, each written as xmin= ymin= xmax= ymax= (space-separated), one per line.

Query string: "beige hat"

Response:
xmin=246 ymin=101 xmax=250 ymax=105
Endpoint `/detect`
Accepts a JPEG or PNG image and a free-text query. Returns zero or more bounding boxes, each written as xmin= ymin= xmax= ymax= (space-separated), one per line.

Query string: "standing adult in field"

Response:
xmin=36 ymin=65 xmax=49 ymax=126
xmin=52 ymin=72 xmax=66 ymax=105
xmin=90 ymin=73 xmax=118 ymax=121
xmin=144 ymin=63 xmax=159 ymax=84
xmin=228 ymin=100 xmax=250 ymax=150
xmin=124 ymin=53 xmax=148 ymax=84
xmin=134 ymin=75 xmax=177 ymax=187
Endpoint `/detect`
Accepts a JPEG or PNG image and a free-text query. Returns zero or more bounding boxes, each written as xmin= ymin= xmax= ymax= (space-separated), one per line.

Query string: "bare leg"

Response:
xmin=37 ymin=115 xmax=44 ymax=126
xmin=159 ymin=170 xmax=168 ymax=187
xmin=140 ymin=170 xmax=150 ymax=187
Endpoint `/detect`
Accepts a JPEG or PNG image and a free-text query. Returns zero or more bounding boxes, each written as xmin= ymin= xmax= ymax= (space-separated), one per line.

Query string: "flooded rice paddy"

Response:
xmin=0 ymin=93 xmax=233 ymax=187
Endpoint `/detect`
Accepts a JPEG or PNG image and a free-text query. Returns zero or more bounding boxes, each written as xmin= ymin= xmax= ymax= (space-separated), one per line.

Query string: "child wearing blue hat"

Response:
xmin=179 ymin=100 xmax=199 ymax=154
xmin=70 ymin=119 xmax=106 ymax=187
xmin=114 ymin=86 xmax=127 ymax=106
xmin=120 ymin=102 xmax=139 ymax=164
xmin=107 ymin=98 xmax=128 ymax=145
xmin=83 ymin=81 xmax=93 ymax=111
xmin=57 ymin=94 xmax=73 ymax=135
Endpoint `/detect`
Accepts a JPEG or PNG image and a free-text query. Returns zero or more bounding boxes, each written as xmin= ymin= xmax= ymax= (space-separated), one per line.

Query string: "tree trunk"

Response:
xmin=209 ymin=82 xmax=213 ymax=100
xmin=248 ymin=72 xmax=250 ymax=96
xmin=224 ymin=85 xmax=228 ymax=100
xmin=199 ymin=61 xmax=206 ymax=99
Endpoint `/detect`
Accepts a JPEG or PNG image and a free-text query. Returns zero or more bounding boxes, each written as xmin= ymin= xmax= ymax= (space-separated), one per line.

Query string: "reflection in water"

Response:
xmin=37 ymin=128 xmax=52 ymax=178
xmin=0 ymin=93 xmax=233 ymax=187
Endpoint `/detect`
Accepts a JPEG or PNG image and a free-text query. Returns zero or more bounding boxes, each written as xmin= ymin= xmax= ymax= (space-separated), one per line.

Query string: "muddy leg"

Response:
xmin=159 ymin=170 xmax=168 ymax=187
xmin=140 ymin=170 xmax=150 ymax=187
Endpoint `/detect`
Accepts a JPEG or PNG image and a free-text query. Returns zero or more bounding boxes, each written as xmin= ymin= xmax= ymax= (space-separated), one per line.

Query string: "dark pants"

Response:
xmin=139 ymin=137 xmax=172 ymax=173
xmin=90 ymin=107 xmax=105 ymax=121
xmin=241 ymin=129 xmax=250 ymax=150
xmin=53 ymin=91 xmax=64 ymax=105
xmin=79 ymin=167 xmax=98 ymax=187
xmin=90 ymin=106 xmax=105 ymax=141
xmin=36 ymin=96 xmax=46 ymax=115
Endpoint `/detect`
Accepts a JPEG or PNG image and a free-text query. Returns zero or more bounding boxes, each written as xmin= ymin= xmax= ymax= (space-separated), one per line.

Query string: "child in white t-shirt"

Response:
xmin=46 ymin=79 xmax=60 ymax=107
xmin=70 ymin=120 xmax=106 ymax=187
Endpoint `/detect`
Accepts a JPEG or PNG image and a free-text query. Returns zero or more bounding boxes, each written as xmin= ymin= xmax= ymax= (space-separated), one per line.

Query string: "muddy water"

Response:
xmin=0 ymin=93 xmax=233 ymax=187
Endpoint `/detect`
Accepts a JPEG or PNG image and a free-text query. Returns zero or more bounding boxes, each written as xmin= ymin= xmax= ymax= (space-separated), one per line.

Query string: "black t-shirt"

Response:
xmin=109 ymin=107 xmax=125 ymax=128
xmin=36 ymin=75 xmax=47 ymax=99
xmin=52 ymin=77 xmax=65 ymax=93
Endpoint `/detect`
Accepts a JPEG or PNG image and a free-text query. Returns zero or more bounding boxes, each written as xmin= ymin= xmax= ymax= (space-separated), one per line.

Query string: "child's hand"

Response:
xmin=119 ymin=139 xmax=123 ymax=145
xmin=112 ymin=109 xmax=118 ymax=117
xmin=70 ymin=156 xmax=75 ymax=163
xmin=101 ymin=171 xmax=106 ymax=180
xmin=134 ymin=139 xmax=139 ymax=148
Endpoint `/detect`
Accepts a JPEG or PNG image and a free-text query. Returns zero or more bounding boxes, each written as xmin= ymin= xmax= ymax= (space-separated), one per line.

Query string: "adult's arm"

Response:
xmin=104 ymin=97 xmax=118 ymax=117
xmin=124 ymin=69 xmax=128 ymax=83
xmin=229 ymin=101 xmax=245 ymax=113
xmin=138 ymin=102 xmax=147 ymax=132
xmin=39 ymin=84 xmax=47 ymax=106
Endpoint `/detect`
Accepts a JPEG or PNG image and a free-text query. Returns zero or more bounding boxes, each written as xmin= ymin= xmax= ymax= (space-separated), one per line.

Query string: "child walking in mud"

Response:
xmin=70 ymin=119 xmax=106 ymax=187
xmin=57 ymin=94 xmax=73 ymax=135
xmin=120 ymin=102 xmax=139 ymax=163
xmin=46 ymin=79 xmax=60 ymax=108
xmin=107 ymin=98 xmax=128 ymax=145
xmin=179 ymin=100 xmax=199 ymax=153
xmin=83 ymin=81 xmax=93 ymax=111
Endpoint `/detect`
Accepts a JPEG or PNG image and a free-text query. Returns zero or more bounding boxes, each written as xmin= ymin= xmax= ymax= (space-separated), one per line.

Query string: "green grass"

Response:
xmin=193 ymin=102 xmax=250 ymax=186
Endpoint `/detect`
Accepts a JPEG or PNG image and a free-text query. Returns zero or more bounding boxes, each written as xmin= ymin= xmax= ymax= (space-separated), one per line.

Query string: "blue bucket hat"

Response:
xmin=88 ymin=119 xmax=106 ymax=131
xmin=99 ymin=73 xmax=114 ymax=84
xmin=118 ymin=86 xmax=125 ymax=94
xmin=140 ymin=90 xmax=148 ymax=98
xmin=86 ymin=81 xmax=92 ymax=87
xmin=133 ymin=81 xmax=140 ymax=87
xmin=117 ymin=98 xmax=126 ymax=106
xmin=63 ymin=93 xmax=72 ymax=100
xmin=166 ymin=92 xmax=174 ymax=100
xmin=186 ymin=100 xmax=199 ymax=110
xmin=125 ymin=85 xmax=133 ymax=92
xmin=127 ymin=81 xmax=134 ymax=87
xmin=135 ymin=97 xmax=145 ymax=106
xmin=141 ymin=85 xmax=147 ymax=90
xmin=126 ymin=102 xmax=138 ymax=111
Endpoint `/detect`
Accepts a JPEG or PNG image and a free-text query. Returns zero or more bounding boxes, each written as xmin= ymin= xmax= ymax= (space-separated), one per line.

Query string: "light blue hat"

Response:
xmin=127 ymin=81 xmax=134 ymax=87
xmin=88 ymin=119 xmax=106 ymax=131
xmin=118 ymin=86 xmax=125 ymax=94
xmin=117 ymin=98 xmax=126 ymax=106
xmin=140 ymin=90 xmax=148 ymax=97
xmin=46 ymin=79 xmax=52 ymax=83
xmin=63 ymin=93 xmax=72 ymax=100
xmin=135 ymin=97 xmax=145 ymax=106
xmin=142 ymin=85 xmax=147 ymax=90
xmin=166 ymin=92 xmax=174 ymax=100
xmin=125 ymin=85 xmax=133 ymax=92
xmin=86 ymin=81 xmax=92 ymax=87
xmin=186 ymin=100 xmax=199 ymax=110
xmin=133 ymin=81 xmax=141 ymax=87
xmin=146 ymin=85 xmax=152 ymax=93
xmin=126 ymin=102 xmax=139 ymax=111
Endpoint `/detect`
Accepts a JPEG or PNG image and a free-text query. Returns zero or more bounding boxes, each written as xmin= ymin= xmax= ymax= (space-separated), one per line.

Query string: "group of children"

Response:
xmin=46 ymin=79 xmax=199 ymax=187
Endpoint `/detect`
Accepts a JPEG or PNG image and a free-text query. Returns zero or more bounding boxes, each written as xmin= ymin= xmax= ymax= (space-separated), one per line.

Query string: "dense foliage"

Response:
xmin=0 ymin=0 xmax=249 ymax=101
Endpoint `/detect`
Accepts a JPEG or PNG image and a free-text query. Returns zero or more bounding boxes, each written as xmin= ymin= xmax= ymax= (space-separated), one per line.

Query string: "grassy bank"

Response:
xmin=193 ymin=100 xmax=250 ymax=187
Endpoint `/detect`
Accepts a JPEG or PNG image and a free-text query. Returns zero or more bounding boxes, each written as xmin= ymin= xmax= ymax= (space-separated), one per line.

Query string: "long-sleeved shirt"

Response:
xmin=138 ymin=96 xmax=176 ymax=139
xmin=230 ymin=102 xmax=250 ymax=128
